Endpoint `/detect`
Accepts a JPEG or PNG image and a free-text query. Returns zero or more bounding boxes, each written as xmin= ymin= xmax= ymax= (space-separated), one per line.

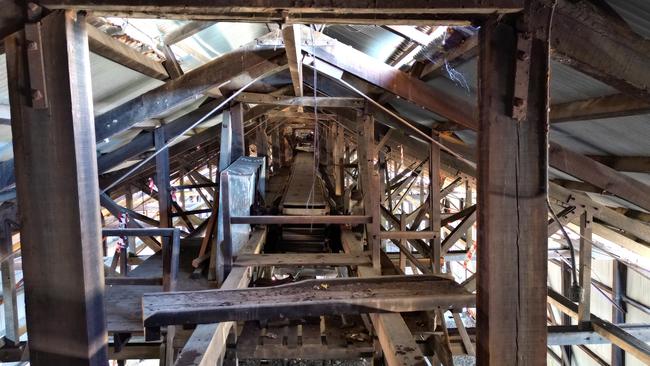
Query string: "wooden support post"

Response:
xmin=476 ymin=5 xmax=552 ymax=365
xmin=6 ymin=10 xmax=108 ymax=365
xmin=154 ymin=126 xmax=175 ymax=366
xmin=429 ymin=133 xmax=441 ymax=273
xmin=272 ymin=126 xmax=280 ymax=173
xmin=464 ymin=179 xmax=474 ymax=250
xmin=334 ymin=122 xmax=345 ymax=196
xmin=358 ymin=113 xmax=381 ymax=272
xmin=560 ymin=262 xmax=574 ymax=365
xmin=155 ymin=128 xmax=171 ymax=229
xmin=612 ymin=260 xmax=627 ymax=366
xmin=125 ymin=186 xmax=136 ymax=255
xmin=578 ymin=210 xmax=593 ymax=327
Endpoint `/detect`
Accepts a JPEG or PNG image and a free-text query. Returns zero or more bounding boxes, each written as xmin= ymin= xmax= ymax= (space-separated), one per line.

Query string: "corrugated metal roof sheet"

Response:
xmin=323 ymin=25 xmax=405 ymax=63
xmin=606 ymin=0 xmax=650 ymax=39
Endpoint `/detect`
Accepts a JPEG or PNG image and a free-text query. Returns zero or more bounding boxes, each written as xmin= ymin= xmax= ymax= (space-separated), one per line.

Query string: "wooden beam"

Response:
xmin=548 ymin=289 xmax=650 ymax=364
xmin=86 ymin=23 xmax=169 ymax=80
xmin=234 ymin=252 xmax=372 ymax=267
xmin=577 ymin=211 xmax=593 ymax=326
xmin=549 ymin=142 xmax=650 ymax=212
xmin=143 ymin=275 xmax=475 ymax=331
xmin=282 ymin=24 xmax=303 ymax=98
xmin=341 ymin=230 xmax=427 ymax=366
xmin=302 ymin=27 xmax=477 ymax=129
xmin=175 ymin=228 xmax=265 ymax=366
xmin=307 ymin=27 xmax=650 ymax=213
xmin=552 ymin=0 xmax=650 ymax=98
xmin=0 ymin=0 xmax=24 ymax=40
xmin=6 ymin=10 xmax=109 ymax=365
xmin=235 ymin=92 xmax=364 ymax=108
xmin=37 ymin=1 xmax=524 ymax=22
xmin=551 ymin=94 xmax=650 ymax=123
xmin=586 ymin=155 xmax=650 ymax=173
xmin=476 ymin=7 xmax=551 ymax=365
xmin=94 ymin=32 xmax=286 ymax=142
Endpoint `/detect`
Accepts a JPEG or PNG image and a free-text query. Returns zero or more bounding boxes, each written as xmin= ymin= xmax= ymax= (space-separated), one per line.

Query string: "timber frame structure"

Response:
xmin=0 ymin=1 xmax=649 ymax=366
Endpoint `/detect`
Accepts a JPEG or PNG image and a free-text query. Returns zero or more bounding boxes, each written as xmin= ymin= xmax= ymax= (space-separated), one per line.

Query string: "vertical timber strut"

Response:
xmin=7 ymin=10 xmax=108 ymax=365
xmin=476 ymin=2 xmax=553 ymax=365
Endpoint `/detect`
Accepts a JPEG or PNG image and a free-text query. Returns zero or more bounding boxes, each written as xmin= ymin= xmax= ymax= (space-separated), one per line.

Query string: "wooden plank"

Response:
xmin=86 ymin=23 xmax=168 ymax=80
xmin=234 ymin=253 xmax=372 ymax=267
xmin=235 ymin=92 xmax=364 ymax=108
xmin=476 ymin=8 xmax=551 ymax=365
xmin=175 ymin=228 xmax=266 ymax=366
xmin=6 ymin=10 xmax=109 ymax=365
xmin=341 ymin=230 xmax=427 ymax=366
xmin=143 ymin=275 xmax=475 ymax=329
xmin=231 ymin=215 xmax=371 ymax=225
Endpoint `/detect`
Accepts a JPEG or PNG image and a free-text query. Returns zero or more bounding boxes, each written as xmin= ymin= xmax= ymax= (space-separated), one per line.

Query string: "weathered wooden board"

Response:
xmin=143 ymin=275 xmax=474 ymax=331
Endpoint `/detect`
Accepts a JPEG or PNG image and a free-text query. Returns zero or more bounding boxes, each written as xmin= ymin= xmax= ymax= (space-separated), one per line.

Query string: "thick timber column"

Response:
xmin=476 ymin=3 xmax=553 ymax=365
xmin=6 ymin=10 xmax=108 ymax=365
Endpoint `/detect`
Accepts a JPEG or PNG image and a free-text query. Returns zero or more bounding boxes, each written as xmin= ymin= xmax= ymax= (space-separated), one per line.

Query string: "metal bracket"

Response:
xmin=24 ymin=22 xmax=49 ymax=110
xmin=511 ymin=31 xmax=532 ymax=121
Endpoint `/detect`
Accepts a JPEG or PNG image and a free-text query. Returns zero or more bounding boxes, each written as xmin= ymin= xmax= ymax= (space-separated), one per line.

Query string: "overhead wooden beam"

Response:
xmin=301 ymin=27 xmax=477 ymax=129
xmin=282 ymin=24 xmax=303 ymax=98
xmin=0 ymin=0 xmax=24 ymax=40
xmin=37 ymin=1 xmax=524 ymax=22
xmin=586 ymin=155 xmax=650 ymax=173
xmin=94 ymin=32 xmax=286 ymax=142
xmin=552 ymin=0 xmax=650 ymax=98
xmin=549 ymin=142 xmax=650 ymax=212
xmin=86 ymin=23 xmax=169 ymax=80
xmin=476 ymin=6 xmax=552 ymax=364
xmin=7 ymin=10 xmax=109 ymax=365
xmin=551 ymin=94 xmax=650 ymax=123
xmin=305 ymin=26 xmax=650 ymax=214
xmin=235 ymin=92 xmax=364 ymax=109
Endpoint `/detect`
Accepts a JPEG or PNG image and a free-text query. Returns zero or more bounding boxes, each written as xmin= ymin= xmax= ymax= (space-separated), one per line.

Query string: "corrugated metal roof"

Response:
xmin=550 ymin=114 xmax=650 ymax=156
xmin=323 ymin=25 xmax=405 ymax=63
xmin=606 ymin=0 xmax=650 ymax=39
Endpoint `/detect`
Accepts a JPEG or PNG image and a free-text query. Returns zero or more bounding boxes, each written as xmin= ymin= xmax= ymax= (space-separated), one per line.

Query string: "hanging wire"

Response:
xmin=547 ymin=200 xmax=580 ymax=288
xmin=101 ymin=65 xmax=283 ymax=194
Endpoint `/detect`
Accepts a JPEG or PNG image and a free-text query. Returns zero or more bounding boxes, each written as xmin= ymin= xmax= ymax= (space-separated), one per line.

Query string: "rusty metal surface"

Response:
xmin=142 ymin=275 xmax=475 ymax=331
